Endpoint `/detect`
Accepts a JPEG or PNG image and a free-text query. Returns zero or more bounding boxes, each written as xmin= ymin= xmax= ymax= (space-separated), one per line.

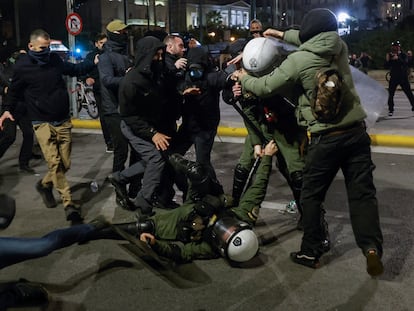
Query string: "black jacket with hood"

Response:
xmin=178 ymin=47 xmax=228 ymax=132
xmin=98 ymin=34 xmax=133 ymax=116
xmin=119 ymin=36 xmax=177 ymax=141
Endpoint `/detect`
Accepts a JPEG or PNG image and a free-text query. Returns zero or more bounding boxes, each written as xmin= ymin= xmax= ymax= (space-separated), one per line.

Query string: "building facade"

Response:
xmin=2 ymin=0 xmax=414 ymax=62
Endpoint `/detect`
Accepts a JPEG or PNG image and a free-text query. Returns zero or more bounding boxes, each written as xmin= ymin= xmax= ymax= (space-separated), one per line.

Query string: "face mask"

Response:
xmin=108 ymin=31 xmax=128 ymax=45
xmin=28 ymin=47 xmax=51 ymax=65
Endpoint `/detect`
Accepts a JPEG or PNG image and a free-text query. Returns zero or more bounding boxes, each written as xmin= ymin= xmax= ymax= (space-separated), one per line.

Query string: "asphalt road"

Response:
xmin=1 ymin=126 xmax=414 ymax=310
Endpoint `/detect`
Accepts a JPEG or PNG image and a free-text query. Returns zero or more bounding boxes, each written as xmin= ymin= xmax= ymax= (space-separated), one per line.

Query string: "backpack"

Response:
xmin=310 ymin=67 xmax=344 ymax=123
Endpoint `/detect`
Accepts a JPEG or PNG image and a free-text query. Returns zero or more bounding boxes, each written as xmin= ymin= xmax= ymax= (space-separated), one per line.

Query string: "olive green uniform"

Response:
xmin=149 ymin=155 xmax=273 ymax=262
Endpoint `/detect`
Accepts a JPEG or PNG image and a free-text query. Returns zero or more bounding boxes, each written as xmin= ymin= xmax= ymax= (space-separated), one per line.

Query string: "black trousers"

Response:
xmin=387 ymin=75 xmax=414 ymax=112
xmin=0 ymin=116 xmax=34 ymax=165
xmin=95 ymin=92 xmax=112 ymax=147
xmin=300 ymin=127 xmax=383 ymax=258
xmin=104 ymin=114 xmax=129 ymax=172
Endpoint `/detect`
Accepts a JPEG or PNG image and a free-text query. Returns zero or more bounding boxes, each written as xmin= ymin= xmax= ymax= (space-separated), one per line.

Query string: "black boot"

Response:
xmin=168 ymin=153 xmax=205 ymax=183
xmin=112 ymin=219 xmax=155 ymax=238
xmin=232 ymin=163 xmax=250 ymax=206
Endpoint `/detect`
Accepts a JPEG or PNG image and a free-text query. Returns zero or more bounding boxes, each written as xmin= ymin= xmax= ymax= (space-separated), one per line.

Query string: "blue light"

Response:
xmin=75 ymin=48 xmax=81 ymax=54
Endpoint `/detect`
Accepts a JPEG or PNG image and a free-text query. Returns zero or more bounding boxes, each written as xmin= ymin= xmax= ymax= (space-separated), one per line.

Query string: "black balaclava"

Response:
xmin=107 ymin=31 xmax=128 ymax=46
xmin=299 ymin=8 xmax=338 ymax=43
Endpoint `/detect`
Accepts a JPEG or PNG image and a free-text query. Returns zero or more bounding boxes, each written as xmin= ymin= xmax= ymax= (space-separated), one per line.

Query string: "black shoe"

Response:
xmin=115 ymin=195 xmax=136 ymax=211
xmin=6 ymin=279 xmax=49 ymax=309
xmin=65 ymin=205 xmax=83 ymax=223
xmin=388 ymin=111 xmax=393 ymax=116
xmin=19 ymin=164 xmax=36 ymax=174
xmin=106 ymin=145 xmax=114 ymax=153
xmin=108 ymin=174 xmax=128 ymax=198
xmin=35 ymin=180 xmax=57 ymax=208
xmin=366 ymin=249 xmax=384 ymax=277
xmin=290 ymin=251 xmax=320 ymax=269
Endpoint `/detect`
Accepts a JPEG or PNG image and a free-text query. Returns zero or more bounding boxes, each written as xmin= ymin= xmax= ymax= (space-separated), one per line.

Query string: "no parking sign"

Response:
xmin=66 ymin=12 xmax=83 ymax=36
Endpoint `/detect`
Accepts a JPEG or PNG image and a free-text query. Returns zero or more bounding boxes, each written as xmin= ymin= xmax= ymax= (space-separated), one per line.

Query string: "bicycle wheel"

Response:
xmin=77 ymin=94 xmax=83 ymax=113
xmin=85 ymin=90 xmax=99 ymax=119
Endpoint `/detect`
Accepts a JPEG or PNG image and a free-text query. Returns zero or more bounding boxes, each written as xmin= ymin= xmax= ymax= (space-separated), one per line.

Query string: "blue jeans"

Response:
xmin=0 ymin=224 xmax=95 ymax=269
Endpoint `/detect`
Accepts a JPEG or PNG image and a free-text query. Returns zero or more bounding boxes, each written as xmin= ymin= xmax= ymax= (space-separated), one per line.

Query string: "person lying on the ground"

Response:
xmin=0 ymin=194 xmax=107 ymax=309
xmin=100 ymin=140 xmax=278 ymax=264
xmin=0 ymin=139 xmax=276 ymax=307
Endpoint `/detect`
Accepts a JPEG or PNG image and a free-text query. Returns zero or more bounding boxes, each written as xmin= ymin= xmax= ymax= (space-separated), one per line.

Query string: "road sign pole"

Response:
xmin=66 ymin=0 xmax=78 ymax=118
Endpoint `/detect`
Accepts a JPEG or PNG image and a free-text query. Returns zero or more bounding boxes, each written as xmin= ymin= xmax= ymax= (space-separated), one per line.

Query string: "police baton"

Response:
xmin=227 ymin=92 xmax=269 ymax=197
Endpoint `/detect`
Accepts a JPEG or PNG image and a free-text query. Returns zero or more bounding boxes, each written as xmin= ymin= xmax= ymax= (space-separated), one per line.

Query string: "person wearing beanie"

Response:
xmin=98 ymin=19 xmax=141 ymax=209
xmin=233 ymin=8 xmax=384 ymax=276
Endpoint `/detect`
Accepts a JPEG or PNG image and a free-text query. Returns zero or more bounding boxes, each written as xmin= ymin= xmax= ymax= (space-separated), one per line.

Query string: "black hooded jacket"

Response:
xmin=98 ymin=35 xmax=133 ymax=116
xmin=178 ymin=47 xmax=228 ymax=132
xmin=119 ymin=36 xmax=177 ymax=141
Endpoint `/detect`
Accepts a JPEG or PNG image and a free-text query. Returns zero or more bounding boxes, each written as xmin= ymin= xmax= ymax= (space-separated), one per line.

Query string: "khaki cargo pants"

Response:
xmin=33 ymin=120 xmax=73 ymax=207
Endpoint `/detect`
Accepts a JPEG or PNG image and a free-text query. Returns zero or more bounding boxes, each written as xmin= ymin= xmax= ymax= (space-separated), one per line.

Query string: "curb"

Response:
xmin=71 ymin=118 xmax=414 ymax=148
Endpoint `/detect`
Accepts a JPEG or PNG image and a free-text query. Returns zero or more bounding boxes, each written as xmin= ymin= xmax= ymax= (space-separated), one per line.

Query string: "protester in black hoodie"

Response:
xmin=0 ymin=29 xmax=95 ymax=223
xmin=109 ymin=36 xmax=178 ymax=216
xmin=98 ymin=20 xmax=141 ymax=209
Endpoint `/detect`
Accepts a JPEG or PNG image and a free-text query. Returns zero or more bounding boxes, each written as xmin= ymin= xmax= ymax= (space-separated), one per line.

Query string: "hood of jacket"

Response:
xmin=134 ymin=36 xmax=165 ymax=74
xmin=186 ymin=47 xmax=209 ymax=69
xmin=299 ymin=8 xmax=338 ymax=43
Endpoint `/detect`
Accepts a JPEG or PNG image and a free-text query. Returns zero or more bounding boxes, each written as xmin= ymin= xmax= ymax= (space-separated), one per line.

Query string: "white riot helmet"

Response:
xmin=242 ymin=37 xmax=296 ymax=77
xmin=211 ymin=217 xmax=259 ymax=262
